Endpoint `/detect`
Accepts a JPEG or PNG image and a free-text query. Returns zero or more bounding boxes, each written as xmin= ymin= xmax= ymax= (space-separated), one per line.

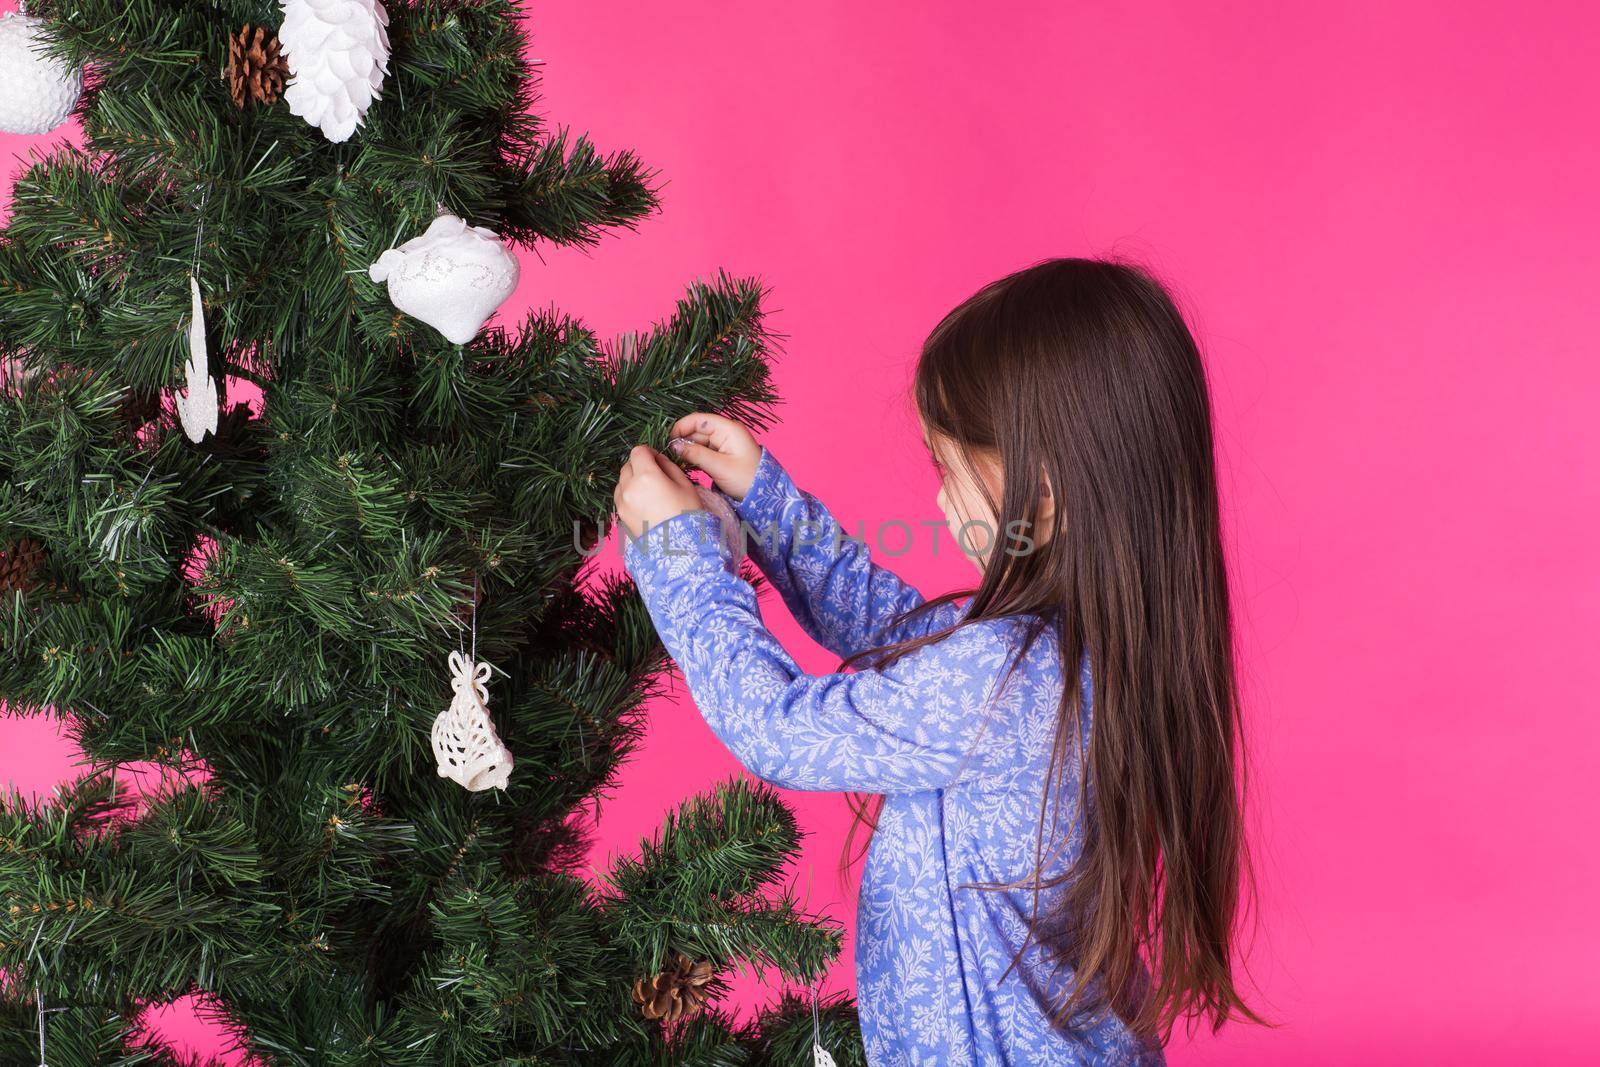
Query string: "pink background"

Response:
xmin=5 ymin=1 xmax=1598 ymax=1062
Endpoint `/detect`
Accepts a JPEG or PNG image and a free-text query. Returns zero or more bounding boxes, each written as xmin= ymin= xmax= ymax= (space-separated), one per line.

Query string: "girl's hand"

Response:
xmin=667 ymin=412 xmax=762 ymax=501
xmin=613 ymin=445 xmax=702 ymax=540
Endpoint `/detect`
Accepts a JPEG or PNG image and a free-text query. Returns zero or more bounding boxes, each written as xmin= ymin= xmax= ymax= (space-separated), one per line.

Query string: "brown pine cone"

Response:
xmin=227 ymin=25 xmax=289 ymax=108
xmin=0 ymin=537 xmax=46 ymax=594
xmin=631 ymin=951 xmax=715 ymax=1024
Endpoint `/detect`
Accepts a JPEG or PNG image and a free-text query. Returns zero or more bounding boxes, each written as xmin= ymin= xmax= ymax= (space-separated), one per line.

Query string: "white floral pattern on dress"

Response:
xmin=623 ymin=448 xmax=1164 ymax=1066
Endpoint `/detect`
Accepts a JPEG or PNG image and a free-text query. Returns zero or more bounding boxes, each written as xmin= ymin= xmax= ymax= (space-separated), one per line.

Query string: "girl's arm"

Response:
xmin=622 ymin=509 xmax=1020 ymax=794
xmin=727 ymin=447 xmax=963 ymax=660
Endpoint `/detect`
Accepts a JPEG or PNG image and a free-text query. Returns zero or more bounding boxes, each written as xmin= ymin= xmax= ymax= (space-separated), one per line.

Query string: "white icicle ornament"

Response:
xmin=0 ymin=11 xmax=84 ymax=136
xmin=368 ymin=214 xmax=520 ymax=345
xmin=432 ymin=650 xmax=514 ymax=792
xmin=175 ymin=276 xmax=219 ymax=443
xmin=279 ymin=0 xmax=390 ymax=143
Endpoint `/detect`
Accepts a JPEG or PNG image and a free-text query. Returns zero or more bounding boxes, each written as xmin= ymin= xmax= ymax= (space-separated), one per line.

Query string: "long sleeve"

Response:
xmin=621 ymin=509 xmax=1024 ymax=794
xmin=727 ymin=447 xmax=961 ymax=660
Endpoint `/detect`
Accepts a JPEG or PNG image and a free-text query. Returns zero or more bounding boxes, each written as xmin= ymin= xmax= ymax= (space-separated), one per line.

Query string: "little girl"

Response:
xmin=613 ymin=258 xmax=1257 ymax=1065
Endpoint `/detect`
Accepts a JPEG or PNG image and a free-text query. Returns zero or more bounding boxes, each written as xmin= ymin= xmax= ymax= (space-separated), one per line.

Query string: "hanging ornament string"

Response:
xmin=191 ymin=186 xmax=206 ymax=272
xmin=469 ymin=571 xmax=478 ymax=666
xmin=27 ymin=899 xmax=71 ymax=1067
xmin=32 ymin=915 xmax=46 ymax=1067
xmin=811 ymin=983 xmax=837 ymax=1067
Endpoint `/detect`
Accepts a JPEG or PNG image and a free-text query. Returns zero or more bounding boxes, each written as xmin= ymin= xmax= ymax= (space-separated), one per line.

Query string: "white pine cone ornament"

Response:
xmin=0 ymin=11 xmax=84 ymax=135
xmin=368 ymin=214 xmax=520 ymax=344
xmin=278 ymin=0 xmax=390 ymax=143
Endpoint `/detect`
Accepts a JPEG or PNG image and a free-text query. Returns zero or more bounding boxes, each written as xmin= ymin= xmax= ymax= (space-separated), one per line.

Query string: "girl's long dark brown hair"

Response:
xmin=842 ymin=258 xmax=1259 ymax=1042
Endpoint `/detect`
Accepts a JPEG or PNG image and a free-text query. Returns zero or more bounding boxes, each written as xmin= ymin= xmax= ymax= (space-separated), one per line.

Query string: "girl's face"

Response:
xmin=922 ymin=419 xmax=1055 ymax=572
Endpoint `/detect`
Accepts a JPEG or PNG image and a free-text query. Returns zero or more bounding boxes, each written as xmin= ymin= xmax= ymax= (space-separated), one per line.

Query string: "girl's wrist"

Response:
xmin=730 ymin=447 xmax=780 ymax=514
xmin=622 ymin=509 xmax=729 ymax=570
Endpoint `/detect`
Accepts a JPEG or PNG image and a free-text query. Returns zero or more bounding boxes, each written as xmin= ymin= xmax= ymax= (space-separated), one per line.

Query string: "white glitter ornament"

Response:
xmin=661 ymin=439 xmax=749 ymax=567
xmin=279 ymin=0 xmax=390 ymax=143
xmin=0 ymin=10 xmax=83 ymax=136
xmin=694 ymin=484 xmax=746 ymax=567
xmin=431 ymin=650 xmax=514 ymax=792
xmin=175 ymin=276 xmax=219 ymax=443
xmin=368 ymin=214 xmax=519 ymax=345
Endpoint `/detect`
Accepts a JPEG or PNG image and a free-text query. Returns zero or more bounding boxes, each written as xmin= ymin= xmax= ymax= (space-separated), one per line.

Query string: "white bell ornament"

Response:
xmin=0 ymin=10 xmax=84 ymax=135
xmin=368 ymin=214 xmax=520 ymax=345
xmin=431 ymin=650 xmax=514 ymax=792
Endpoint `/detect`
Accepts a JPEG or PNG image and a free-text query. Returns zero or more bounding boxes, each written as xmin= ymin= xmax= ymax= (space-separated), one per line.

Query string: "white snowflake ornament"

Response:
xmin=279 ymin=0 xmax=390 ymax=143
xmin=0 ymin=11 xmax=83 ymax=135
xmin=175 ymin=276 xmax=219 ymax=443
xmin=368 ymin=214 xmax=519 ymax=345
xmin=431 ymin=650 xmax=514 ymax=792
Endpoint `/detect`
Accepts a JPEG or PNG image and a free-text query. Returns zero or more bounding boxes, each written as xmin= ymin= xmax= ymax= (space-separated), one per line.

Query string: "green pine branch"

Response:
xmin=0 ymin=0 xmax=854 ymax=1060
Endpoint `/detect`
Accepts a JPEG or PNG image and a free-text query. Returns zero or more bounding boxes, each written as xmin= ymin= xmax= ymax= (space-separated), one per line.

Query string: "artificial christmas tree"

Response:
xmin=0 ymin=1 xmax=863 ymax=1063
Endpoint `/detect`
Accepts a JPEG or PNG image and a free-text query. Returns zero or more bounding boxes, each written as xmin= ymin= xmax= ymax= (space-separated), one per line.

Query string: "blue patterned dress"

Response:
xmin=621 ymin=448 xmax=1164 ymax=1066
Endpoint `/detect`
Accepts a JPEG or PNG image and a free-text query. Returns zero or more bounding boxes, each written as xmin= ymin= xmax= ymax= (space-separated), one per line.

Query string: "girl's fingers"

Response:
xmin=670 ymin=412 xmax=748 ymax=452
xmin=627 ymin=444 xmax=661 ymax=477
xmin=667 ymin=437 xmax=702 ymax=462
xmin=652 ymin=448 xmax=693 ymax=488
xmin=665 ymin=415 xmax=760 ymax=500
xmin=669 ymin=412 xmax=719 ymax=440
xmin=672 ymin=439 xmax=736 ymax=481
